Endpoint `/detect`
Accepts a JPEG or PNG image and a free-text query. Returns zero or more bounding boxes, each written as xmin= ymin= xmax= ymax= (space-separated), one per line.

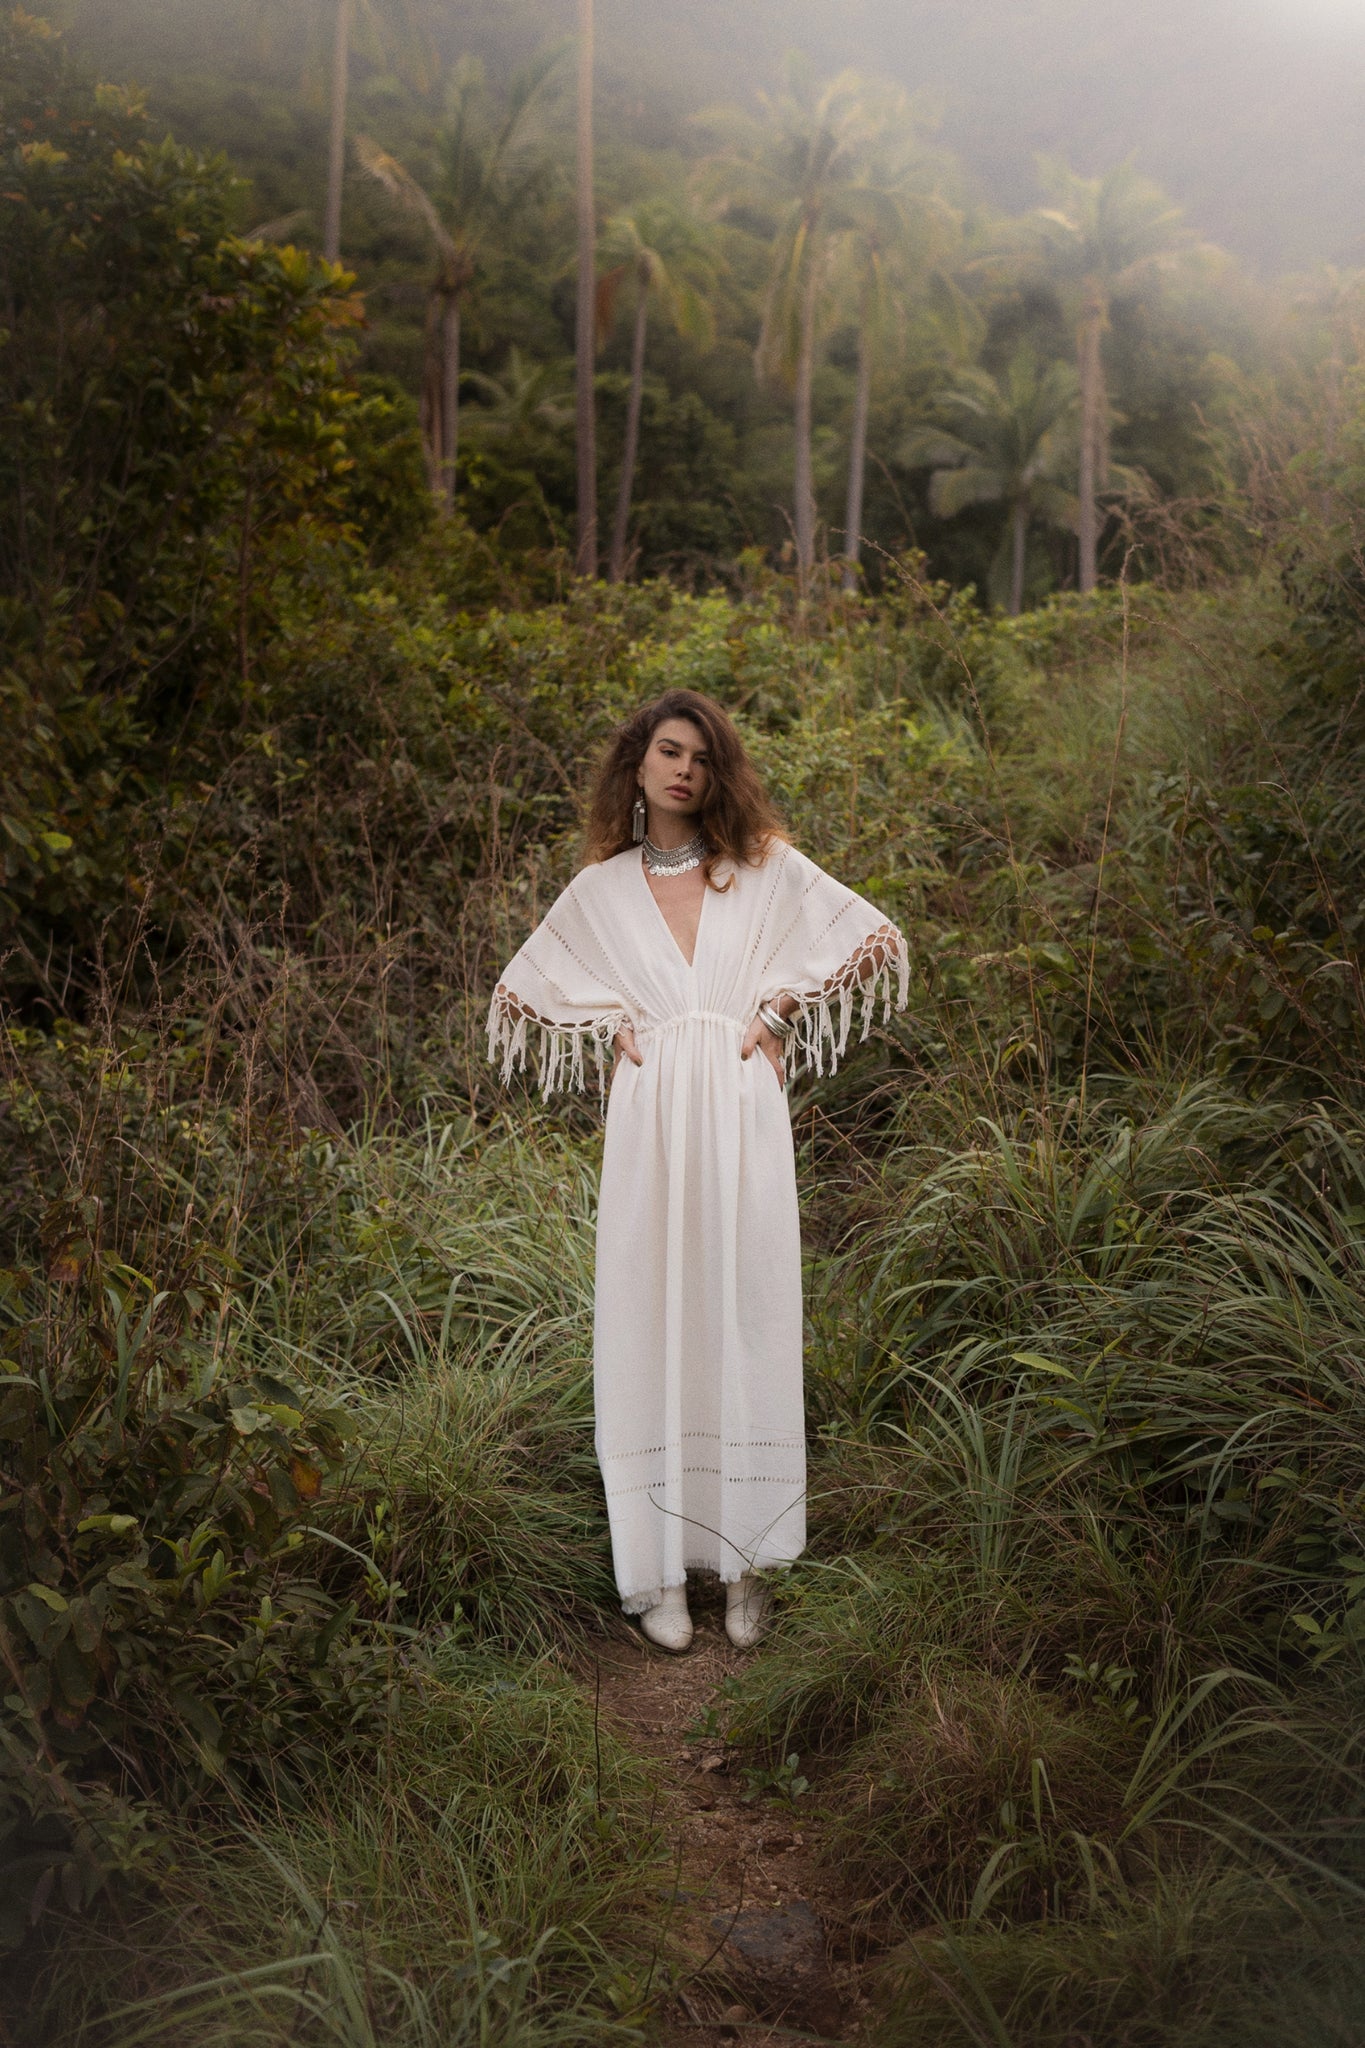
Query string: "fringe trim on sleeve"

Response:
xmin=487 ymin=993 xmax=627 ymax=1105
xmin=787 ymin=924 xmax=910 ymax=1080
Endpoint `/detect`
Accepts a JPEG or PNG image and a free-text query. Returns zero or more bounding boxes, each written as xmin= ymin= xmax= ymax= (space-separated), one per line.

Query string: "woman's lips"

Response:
xmin=667 ymin=786 xmax=691 ymax=798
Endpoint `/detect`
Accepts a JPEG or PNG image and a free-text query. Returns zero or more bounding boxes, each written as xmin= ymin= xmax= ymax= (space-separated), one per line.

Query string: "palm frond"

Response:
xmin=353 ymin=133 xmax=456 ymax=265
xmin=899 ymin=425 xmax=974 ymax=470
xmin=930 ymin=464 xmax=1005 ymax=518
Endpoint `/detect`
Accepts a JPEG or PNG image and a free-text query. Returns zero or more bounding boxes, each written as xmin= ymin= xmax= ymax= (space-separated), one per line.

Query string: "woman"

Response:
xmin=489 ymin=689 xmax=906 ymax=1652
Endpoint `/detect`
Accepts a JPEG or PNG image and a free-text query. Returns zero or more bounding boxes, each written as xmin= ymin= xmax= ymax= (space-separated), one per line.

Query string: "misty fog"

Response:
xmin=50 ymin=0 xmax=1365 ymax=272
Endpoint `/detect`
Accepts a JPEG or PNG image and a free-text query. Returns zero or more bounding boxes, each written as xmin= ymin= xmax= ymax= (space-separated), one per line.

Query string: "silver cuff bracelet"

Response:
xmin=757 ymin=1001 xmax=794 ymax=1039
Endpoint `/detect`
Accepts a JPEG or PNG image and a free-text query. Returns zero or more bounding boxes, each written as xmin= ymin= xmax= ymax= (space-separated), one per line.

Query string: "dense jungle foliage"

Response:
xmin=6 ymin=7 xmax=1365 ymax=2044
xmin=35 ymin=0 xmax=1280 ymax=594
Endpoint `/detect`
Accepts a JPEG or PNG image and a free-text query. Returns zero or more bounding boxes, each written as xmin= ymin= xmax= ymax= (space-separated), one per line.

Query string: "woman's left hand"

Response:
xmin=741 ymin=1015 xmax=785 ymax=1086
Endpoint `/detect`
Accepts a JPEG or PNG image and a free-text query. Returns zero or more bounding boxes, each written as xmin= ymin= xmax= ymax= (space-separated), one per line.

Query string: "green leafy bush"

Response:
xmin=0 ymin=1231 xmax=391 ymax=1943
xmin=0 ymin=11 xmax=431 ymax=981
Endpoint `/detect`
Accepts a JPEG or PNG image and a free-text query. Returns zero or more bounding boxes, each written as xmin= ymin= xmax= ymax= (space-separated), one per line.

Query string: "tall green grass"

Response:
xmin=1 ymin=1060 xmax=661 ymax=2039
xmin=734 ymin=1082 xmax=1365 ymax=2030
xmin=15 ymin=1643 xmax=660 ymax=2047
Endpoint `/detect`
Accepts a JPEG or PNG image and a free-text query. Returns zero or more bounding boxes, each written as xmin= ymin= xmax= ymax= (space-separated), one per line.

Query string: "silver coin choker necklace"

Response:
xmin=642 ymin=830 xmax=707 ymax=877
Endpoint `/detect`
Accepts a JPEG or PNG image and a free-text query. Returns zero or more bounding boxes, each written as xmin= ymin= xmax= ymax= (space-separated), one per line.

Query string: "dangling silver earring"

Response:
xmin=631 ymin=791 xmax=647 ymax=844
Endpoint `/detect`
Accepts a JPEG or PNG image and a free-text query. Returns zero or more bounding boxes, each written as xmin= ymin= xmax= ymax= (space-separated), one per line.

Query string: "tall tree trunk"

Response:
xmin=793 ymin=232 xmax=821 ymax=589
xmin=609 ymin=282 xmax=649 ymax=583
xmin=418 ymin=292 xmax=442 ymax=496
xmin=574 ymin=0 xmax=597 ymax=576
xmin=1076 ymin=284 xmax=1105 ymax=594
xmin=441 ymin=292 xmax=460 ymax=510
xmin=1009 ymin=496 xmax=1028 ymax=616
xmin=841 ymin=315 xmax=872 ymax=593
xmin=323 ymin=0 xmax=351 ymax=264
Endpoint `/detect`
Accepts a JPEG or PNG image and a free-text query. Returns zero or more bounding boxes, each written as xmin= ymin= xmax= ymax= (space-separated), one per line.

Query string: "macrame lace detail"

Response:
xmin=486 ymin=987 xmax=626 ymax=1104
xmin=782 ymin=919 xmax=910 ymax=1079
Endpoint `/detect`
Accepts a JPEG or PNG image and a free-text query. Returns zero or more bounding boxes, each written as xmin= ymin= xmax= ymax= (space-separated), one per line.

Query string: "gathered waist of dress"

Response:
xmin=636 ymin=1009 xmax=747 ymax=1038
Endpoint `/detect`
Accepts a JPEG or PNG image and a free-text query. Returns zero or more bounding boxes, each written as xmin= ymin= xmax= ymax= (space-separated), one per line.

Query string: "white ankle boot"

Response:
xmin=725 ymin=1575 xmax=772 ymax=1649
xmin=639 ymin=1584 xmax=693 ymax=1653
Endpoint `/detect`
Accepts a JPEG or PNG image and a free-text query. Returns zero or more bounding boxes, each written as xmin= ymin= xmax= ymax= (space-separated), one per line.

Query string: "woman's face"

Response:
xmin=638 ymin=718 xmax=710 ymax=825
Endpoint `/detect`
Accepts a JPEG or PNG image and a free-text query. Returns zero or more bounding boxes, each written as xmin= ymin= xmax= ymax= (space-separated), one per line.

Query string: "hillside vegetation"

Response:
xmin=5 ymin=11 xmax=1365 ymax=2045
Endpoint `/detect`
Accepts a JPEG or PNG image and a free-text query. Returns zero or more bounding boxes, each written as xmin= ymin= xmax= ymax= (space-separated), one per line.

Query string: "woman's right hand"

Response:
xmin=612 ymin=1023 xmax=644 ymax=1074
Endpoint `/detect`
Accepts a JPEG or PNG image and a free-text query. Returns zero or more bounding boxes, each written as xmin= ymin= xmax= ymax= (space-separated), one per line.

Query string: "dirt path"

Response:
xmin=576 ymin=1580 xmax=871 ymax=2046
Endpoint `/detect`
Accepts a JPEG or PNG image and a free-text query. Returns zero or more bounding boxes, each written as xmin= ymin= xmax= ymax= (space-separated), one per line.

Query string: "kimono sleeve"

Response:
xmin=487 ymin=873 xmax=632 ymax=1100
xmin=754 ymin=845 xmax=909 ymax=1078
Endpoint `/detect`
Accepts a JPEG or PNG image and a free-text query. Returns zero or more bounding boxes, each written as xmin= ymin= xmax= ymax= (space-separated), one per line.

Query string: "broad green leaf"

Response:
xmin=25 ymin=1583 xmax=67 ymax=1612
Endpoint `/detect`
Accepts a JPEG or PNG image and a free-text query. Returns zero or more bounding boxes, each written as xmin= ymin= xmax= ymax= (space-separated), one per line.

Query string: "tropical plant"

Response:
xmin=701 ymin=63 xmax=885 ymax=587
xmin=460 ymin=349 xmax=575 ymax=545
xmin=827 ymin=90 xmax=972 ymax=590
xmin=1032 ymin=156 xmax=1198 ymax=592
xmin=248 ymin=0 xmax=402 ymax=261
xmin=463 ymin=349 xmax=574 ymax=446
xmin=900 ymin=346 xmax=1081 ymax=612
xmin=0 ymin=9 xmax=369 ymax=968
xmin=0 ymin=35 xmax=441 ymax=1030
xmin=596 ymin=199 xmax=719 ymax=581
xmin=355 ymin=49 xmax=560 ymax=507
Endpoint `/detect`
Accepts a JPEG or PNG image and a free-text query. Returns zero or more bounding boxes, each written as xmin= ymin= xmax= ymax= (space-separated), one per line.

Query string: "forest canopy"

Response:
xmin=16 ymin=0 xmax=1311 ymax=598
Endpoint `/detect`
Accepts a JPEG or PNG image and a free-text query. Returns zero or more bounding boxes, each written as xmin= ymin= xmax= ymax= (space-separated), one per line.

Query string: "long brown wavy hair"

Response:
xmin=583 ymin=689 xmax=785 ymax=888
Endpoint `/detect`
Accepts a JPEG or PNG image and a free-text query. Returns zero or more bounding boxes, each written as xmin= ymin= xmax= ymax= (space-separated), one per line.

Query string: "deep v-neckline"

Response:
xmin=638 ymin=851 xmax=708 ymax=970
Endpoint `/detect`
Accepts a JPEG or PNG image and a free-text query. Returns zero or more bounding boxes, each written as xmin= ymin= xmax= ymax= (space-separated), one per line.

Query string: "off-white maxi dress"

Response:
xmin=489 ymin=840 xmax=907 ymax=1616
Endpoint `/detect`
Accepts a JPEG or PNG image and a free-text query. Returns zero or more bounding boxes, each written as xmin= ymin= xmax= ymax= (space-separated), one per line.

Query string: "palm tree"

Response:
xmin=574 ymin=0 xmax=597 ymax=576
xmin=1032 ymin=158 xmax=1196 ymax=593
xmin=596 ymin=200 xmax=718 ymax=582
xmin=244 ymin=0 xmax=365 ymax=261
xmin=901 ymin=347 xmax=1081 ymax=614
xmin=462 ymin=350 xmax=575 ymax=547
xmin=463 ymin=349 xmax=575 ymax=460
xmin=701 ymin=64 xmax=882 ymax=588
xmin=249 ymin=0 xmax=433 ymax=264
xmin=355 ymin=50 xmax=558 ymax=509
xmin=829 ymin=95 xmax=972 ymax=591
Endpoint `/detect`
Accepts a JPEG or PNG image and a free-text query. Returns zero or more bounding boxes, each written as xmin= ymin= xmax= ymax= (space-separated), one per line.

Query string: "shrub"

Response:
xmin=0 ymin=1224 xmax=393 ymax=1943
